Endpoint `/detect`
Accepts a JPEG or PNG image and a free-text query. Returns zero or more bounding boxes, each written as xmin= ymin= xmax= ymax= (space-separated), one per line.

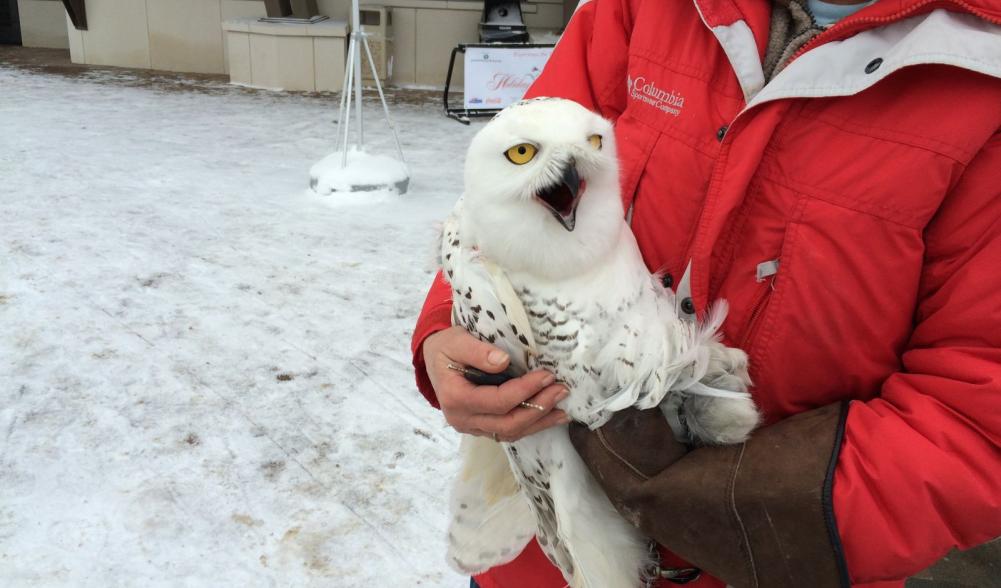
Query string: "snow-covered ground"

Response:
xmin=0 ymin=65 xmax=481 ymax=587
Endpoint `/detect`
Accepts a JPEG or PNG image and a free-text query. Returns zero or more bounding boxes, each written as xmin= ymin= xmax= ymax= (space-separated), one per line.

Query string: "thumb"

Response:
xmin=444 ymin=328 xmax=511 ymax=374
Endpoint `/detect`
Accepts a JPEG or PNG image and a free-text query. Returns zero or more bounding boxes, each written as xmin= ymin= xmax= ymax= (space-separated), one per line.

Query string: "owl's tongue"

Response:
xmin=536 ymin=164 xmax=584 ymax=232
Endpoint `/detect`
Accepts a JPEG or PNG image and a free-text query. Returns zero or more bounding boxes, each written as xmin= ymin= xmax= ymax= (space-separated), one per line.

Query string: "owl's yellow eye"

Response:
xmin=505 ymin=143 xmax=538 ymax=165
xmin=588 ymin=134 xmax=603 ymax=149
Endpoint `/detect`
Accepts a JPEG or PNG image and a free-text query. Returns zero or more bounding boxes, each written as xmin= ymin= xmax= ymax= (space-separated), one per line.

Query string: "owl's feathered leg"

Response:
xmin=548 ymin=427 xmax=654 ymax=588
xmin=678 ymin=342 xmax=759 ymax=445
xmin=446 ymin=434 xmax=536 ymax=575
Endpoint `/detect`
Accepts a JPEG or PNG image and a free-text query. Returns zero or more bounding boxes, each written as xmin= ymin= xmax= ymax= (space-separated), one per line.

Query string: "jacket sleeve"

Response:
xmin=410 ymin=271 xmax=454 ymax=408
xmin=834 ymin=133 xmax=1001 ymax=583
xmin=409 ymin=0 xmax=636 ymax=407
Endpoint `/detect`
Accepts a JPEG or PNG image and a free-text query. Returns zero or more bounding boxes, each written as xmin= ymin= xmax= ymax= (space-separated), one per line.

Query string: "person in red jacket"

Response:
xmin=412 ymin=0 xmax=1001 ymax=586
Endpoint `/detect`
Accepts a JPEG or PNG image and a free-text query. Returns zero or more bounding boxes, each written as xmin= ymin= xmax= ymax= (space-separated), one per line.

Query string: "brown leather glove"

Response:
xmin=570 ymin=402 xmax=850 ymax=588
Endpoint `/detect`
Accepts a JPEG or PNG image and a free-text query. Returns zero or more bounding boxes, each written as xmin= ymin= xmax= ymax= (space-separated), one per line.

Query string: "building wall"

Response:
xmin=65 ymin=0 xmax=567 ymax=86
xmin=67 ymin=0 xmax=154 ymax=69
xmin=17 ymin=0 xmax=69 ymax=48
xmin=66 ymin=0 xmax=267 ymax=73
xmin=386 ymin=0 xmax=567 ymax=87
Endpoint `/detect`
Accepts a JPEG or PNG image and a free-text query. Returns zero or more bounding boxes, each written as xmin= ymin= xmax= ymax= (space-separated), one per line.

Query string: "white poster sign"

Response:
xmin=463 ymin=46 xmax=555 ymax=110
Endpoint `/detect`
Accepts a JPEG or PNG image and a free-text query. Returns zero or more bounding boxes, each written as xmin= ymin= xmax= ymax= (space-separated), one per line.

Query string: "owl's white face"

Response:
xmin=462 ymin=98 xmax=623 ymax=280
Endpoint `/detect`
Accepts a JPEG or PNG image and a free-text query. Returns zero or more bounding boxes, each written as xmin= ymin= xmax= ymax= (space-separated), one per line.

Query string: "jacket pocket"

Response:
xmin=739 ymin=259 xmax=780 ymax=349
xmin=740 ymin=220 xmax=802 ymax=374
xmin=744 ymin=197 xmax=923 ymax=417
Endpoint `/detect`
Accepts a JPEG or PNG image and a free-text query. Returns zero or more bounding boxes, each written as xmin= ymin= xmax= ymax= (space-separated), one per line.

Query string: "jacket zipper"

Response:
xmin=740 ymin=260 xmax=780 ymax=349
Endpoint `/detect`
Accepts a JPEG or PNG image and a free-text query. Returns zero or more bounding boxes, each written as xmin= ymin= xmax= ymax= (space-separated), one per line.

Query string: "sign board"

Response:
xmin=463 ymin=46 xmax=555 ymax=110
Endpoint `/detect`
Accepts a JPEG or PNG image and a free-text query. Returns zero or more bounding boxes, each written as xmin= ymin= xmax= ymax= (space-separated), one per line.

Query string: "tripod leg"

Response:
xmin=340 ymin=36 xmax=357 ymax=168
xmin=335 ymin=36 xmax=353 ymax=164
xmin=354 ymin=31 xmax=364 ymax=149
xmin=361 ymin=33 xmax=406 ymax=164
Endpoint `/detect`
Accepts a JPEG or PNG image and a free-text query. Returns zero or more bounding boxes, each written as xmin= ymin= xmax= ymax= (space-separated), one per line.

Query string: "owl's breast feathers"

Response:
xmin=443 ymin=209 xmax=679 ymax=427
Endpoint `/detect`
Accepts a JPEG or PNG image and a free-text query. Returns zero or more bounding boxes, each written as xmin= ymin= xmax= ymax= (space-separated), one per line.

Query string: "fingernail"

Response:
xmin=556 ymin=388 xmax=569 ymax=402
xmin=487 ymin=350 xmax=508 ymax=365
xmin=559 ymin=413 xmax=573 ymax=425
xmin=542 ymin=374 xmax=556 ymax=387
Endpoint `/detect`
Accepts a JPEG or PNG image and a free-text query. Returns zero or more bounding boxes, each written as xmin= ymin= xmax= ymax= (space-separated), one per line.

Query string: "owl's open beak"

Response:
xmin=535 ymin=163 xmax=584 ymax=231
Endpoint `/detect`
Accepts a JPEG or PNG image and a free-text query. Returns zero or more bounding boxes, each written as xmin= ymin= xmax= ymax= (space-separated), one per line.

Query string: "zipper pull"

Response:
xmin=756 ymin=259 xmax=780 ymax=282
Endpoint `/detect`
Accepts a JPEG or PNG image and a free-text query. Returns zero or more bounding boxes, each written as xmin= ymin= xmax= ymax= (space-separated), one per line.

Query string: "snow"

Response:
xmin=309 ymin=148 xmax=410 ymax=196
xmin=0 ymin=66 xmax=481 ymax=586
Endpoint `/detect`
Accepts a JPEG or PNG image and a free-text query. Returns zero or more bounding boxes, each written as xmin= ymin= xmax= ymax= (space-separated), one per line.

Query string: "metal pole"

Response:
xmin=340 ymin=33 xmax=356 ymax=168
xmin=335 ymin=32 xmax=353 ymax=167
xmin=351 ymin=0 xmax=364 ymax=149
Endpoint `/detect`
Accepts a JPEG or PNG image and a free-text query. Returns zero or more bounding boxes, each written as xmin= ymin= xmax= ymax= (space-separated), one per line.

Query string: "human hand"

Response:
xmin=423 ymin=326 xmax=570 ymax=442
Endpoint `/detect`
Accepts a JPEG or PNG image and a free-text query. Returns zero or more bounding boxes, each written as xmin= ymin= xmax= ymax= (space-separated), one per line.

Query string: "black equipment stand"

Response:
xmin=443 ymin=43 xmax=556 ymax=125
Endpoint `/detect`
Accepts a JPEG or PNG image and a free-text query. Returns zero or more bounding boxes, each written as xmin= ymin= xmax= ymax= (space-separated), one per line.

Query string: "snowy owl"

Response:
xmin=440 ymin=98 xmax=759 ymax=588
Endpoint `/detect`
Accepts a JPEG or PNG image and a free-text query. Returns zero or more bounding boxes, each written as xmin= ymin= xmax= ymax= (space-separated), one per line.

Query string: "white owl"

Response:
xmin=440 ymin=98 xmax=759 ymax=588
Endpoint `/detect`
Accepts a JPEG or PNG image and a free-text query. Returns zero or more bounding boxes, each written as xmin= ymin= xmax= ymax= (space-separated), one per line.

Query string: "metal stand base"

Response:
xmin=309 ymin=149 xmax=410 ymax=195
xmin=311 ymin=12 xmax=408 ymax=196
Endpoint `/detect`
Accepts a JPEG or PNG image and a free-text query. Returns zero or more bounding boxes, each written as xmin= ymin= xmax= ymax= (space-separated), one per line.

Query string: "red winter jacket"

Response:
xmin=411 ymin=1 xmax=1001 ymax=586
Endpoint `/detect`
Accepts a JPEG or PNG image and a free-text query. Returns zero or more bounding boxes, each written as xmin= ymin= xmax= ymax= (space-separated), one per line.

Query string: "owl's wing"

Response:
xmin=441 ymin=200 xmax=531 ymax=373
xmin=441 ymin=201 xmax=537 ymax=574
xmin=446 ymin=435 xmax=537 ymax=575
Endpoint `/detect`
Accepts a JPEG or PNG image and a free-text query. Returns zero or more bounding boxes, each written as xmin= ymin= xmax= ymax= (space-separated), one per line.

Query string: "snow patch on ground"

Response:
xmin=0 ymin=65 xmax=480 ymax=587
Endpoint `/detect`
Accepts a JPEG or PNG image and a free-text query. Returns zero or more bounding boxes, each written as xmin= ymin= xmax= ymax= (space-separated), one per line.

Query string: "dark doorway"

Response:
xmin=0 ymin=0 xmax=22 ymax=45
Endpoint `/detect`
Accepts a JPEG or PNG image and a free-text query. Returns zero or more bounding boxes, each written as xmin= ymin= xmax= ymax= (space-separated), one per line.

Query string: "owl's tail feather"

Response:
xmin=446 ymin=435 xmax=536 ymax=575
xmin=552 ymin=434 xmax=655 ymax=588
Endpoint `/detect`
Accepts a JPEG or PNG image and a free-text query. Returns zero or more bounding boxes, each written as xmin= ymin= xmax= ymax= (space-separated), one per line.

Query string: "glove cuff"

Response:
xmin=822 ymin=401 xmax=852 ymax=588
xmin=636 ymin=402 xmax=851 ymax=588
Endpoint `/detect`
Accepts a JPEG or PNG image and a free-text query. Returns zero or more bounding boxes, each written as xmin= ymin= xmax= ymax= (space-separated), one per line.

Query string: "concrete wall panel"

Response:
xmin=317 ymin=0 xmax=348 ymax=21
xmin=221 ymin=0 xmax=267 ymax=71
xmin=314 ymin=35 xmax=346 ymax=91
xmin=415 ymin=8 xmax=478 ymax=87
xmin=388 ymin=7 xmax=415 ymax=86
xmin=147 ymin=0 xmax=226 ymax=74
xmin=524 ymin=2 xmax=563 ymax=29
xmin=66 ymin=13 xmax=84 ymax=61
xmin=277 ymin=35 xmax=315 ymax=90
xmin=225 ymin=31 xmax=253 ymax=83
xmin=221 ymin=0 xmax=267 ymax=20
xmin=78 ymin=0 xmax=151 ymax=69
xmin=17 ymin=0 xmax=69 ymax=49
xmin=248 ymin=29 xmax=280 ymax=88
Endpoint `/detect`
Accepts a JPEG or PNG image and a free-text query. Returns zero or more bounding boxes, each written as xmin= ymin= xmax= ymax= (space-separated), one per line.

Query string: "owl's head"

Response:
xmin=461 ymin=98 xmax=623 ymax=279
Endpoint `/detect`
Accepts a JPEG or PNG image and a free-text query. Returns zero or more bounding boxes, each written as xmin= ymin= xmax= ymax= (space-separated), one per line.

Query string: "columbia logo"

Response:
xmin=627 ymin=75 xmax=685 ymax=116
